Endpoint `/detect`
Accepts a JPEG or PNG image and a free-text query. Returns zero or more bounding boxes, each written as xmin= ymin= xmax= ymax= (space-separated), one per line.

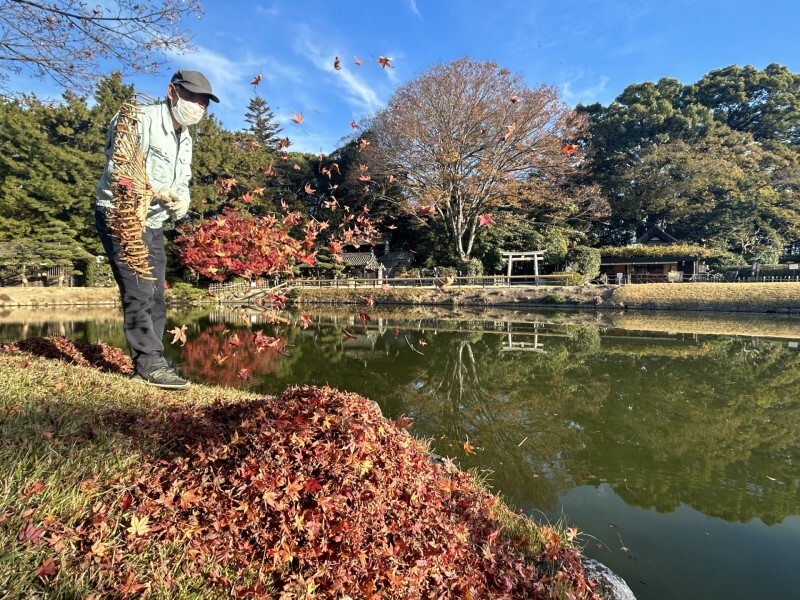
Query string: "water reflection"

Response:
xmin=2 ymin=307 xmax=800 ymax=599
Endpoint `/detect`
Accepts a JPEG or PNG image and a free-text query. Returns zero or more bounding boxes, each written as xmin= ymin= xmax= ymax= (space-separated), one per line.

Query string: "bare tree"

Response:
xmin=0 ymin=0 xmax=202 ymax=93
xmin=362 ymin=57 xmax=606 ymax=261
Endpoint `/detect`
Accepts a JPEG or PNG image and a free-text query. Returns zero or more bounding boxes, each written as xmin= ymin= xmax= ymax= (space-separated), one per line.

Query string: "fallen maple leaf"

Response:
xmin=168 ymin=324 xmax=187 ymax=346
xmin=418 ymin=338 xmax=427 ymax=346
xmin=127 ymin=514 xmax=151 ymax=536
xmin=34 ymin=557 xmax=57 ymax=579
xmin=237 ymin=368 xmax=252 ymax=380
xmin=395 ymin=415 xmax=413 ymax=430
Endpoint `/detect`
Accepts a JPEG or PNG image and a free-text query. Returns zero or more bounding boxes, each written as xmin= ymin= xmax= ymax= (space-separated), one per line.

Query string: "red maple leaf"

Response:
xmin=479 ymin=213 xmax=495 ymax=228
xmin=34 ymin=557 xmax=57 ymax=579
xmin=250 ymin=73 xmax=263 ymax=87
xmin=377 ymin=56 xmax=393 ymax=69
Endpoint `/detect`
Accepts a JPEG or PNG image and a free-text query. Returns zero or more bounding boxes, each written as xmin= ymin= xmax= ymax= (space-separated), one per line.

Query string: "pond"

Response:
xmin=2 ymin=306 xmax=800 ymax=600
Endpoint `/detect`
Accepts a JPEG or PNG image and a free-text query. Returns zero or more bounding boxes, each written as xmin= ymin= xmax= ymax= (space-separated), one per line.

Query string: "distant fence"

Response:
xmin=207 ymin=274 xmax=573 ymax=297
xmin=622 ymin=274 xmax=800 ymax=284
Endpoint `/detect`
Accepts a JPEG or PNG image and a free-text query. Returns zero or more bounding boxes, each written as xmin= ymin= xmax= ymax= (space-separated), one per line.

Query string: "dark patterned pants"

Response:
xmin=95 ymin=208 xmax=169 ymax=375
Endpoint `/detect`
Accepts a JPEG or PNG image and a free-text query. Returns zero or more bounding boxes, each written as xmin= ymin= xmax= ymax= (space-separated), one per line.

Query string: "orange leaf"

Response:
xmin=168 ymin=324 xmax=187 ymax=346
xmin=291 ymin=113 xmax=303 ymax=124
xmin=250 ymin=73 xmax=263 ymax=87
xmin=354 ymin=55 xmax=364 ymax=66
xmin=377 ymin=56 xmax=393 ymax=69
xmin=562 ymin=143 xmax=577 ymax=156
xmin=304 ymin=183 xmax=316 ymax=194
xmin=463 ymin=439 xmax=476 ymax=455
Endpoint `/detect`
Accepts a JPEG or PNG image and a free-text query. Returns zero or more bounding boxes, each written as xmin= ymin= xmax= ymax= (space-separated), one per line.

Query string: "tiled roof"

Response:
xmin=343 ymin=252 xmax=380 ymax=269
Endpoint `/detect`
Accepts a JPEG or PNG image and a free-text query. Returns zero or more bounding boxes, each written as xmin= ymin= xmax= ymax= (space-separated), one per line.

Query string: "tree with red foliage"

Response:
xmin=176 ymin=208 xmax=323 ymax=281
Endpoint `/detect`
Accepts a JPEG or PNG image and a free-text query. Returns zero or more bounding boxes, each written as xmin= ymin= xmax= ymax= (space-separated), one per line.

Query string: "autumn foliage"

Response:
xmin=176 ymin=208 xmax=321 ymax=281
xmin=5 ymin=341 xmax=598 ymax=599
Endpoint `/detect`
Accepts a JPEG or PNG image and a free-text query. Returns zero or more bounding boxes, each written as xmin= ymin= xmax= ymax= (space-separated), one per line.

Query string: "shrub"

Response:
xmin=543 ymin=292 xmax=566 ymax=304
xmin=165 ymin=281 xmax=206 ymax=304
xmin=462 ymin=258 xmax=484 ymax=276
xmin=567 ymin=246 xmax=601 ymax=281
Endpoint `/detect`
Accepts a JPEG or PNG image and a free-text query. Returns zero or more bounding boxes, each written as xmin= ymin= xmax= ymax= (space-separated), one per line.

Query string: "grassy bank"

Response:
xmin=0 ymin=286 xmax=119 ymax=307
xmin=0 ymin=340 xmax=597 ymax=598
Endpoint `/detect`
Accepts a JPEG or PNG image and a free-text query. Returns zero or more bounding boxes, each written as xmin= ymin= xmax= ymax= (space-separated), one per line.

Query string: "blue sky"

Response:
xmin=13 ymin=0 xmax=800 ymax=153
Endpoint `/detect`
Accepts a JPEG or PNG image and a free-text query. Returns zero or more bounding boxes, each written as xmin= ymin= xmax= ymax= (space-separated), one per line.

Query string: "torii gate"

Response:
xmin=501 ymin=250 xmax=546 ymax=279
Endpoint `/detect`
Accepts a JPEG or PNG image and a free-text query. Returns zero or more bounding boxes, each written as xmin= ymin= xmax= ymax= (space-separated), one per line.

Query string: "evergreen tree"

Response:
xmin=244 ymin=95 xmax=282 ymax=148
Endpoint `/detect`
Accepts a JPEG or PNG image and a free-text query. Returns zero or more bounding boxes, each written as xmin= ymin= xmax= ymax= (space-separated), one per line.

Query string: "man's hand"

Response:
xmin=153 ymin=188 xmax=189 ymax=220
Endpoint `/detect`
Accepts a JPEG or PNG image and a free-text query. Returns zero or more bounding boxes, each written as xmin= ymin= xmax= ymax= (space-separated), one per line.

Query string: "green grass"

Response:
xmin=0 ymin=353 xmax=258 ymax=598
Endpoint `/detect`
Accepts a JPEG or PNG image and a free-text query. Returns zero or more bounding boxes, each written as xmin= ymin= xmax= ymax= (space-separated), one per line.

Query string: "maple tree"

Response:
xmin=0 ymin=0 xmax=202 ymax=93
xmin=361 ymin=57 xmax=607 ymax=262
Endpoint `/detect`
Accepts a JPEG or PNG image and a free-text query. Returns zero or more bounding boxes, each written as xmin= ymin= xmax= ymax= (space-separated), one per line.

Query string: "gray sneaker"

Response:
xmin=131 ymin=367 xmax=191 ymax=390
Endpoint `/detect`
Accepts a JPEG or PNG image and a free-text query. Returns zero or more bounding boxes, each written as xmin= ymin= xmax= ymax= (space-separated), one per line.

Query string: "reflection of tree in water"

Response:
xmin=570 ymin=337 xmax=800 ymax=525
xmin=397 ymin=330 xmax=608 ymax=512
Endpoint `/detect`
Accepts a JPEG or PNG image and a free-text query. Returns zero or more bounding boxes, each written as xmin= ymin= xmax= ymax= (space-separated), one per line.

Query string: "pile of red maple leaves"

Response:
xmin=6 ymin=340 xmax=598 ymax=598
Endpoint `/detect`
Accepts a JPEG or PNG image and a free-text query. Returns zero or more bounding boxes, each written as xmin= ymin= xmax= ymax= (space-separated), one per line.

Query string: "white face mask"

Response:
xmin=171 ymin=95 xmax=205 ymax=126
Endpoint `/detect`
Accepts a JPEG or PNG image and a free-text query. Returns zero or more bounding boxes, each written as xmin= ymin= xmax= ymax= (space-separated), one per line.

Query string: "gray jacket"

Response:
xmin=95 ymin=100 xmax=192 ymax=229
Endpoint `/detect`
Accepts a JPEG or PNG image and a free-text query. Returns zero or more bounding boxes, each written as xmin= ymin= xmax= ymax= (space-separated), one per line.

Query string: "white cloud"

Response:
xmin=291 ymin=34 xmax=385 ymax=115
xmin=560 ymin=75 xmax=610 ymax=106
xmin=406 ymin=0 xmax=423 ymax=21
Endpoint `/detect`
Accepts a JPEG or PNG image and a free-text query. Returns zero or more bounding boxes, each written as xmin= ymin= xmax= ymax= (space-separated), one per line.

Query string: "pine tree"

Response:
xmin=244 ymin=96 xmax=282 ymax=148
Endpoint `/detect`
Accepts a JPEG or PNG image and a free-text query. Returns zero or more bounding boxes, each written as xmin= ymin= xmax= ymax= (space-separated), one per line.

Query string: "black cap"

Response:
xmin=170 ymin=70 xmax=219 ymax=103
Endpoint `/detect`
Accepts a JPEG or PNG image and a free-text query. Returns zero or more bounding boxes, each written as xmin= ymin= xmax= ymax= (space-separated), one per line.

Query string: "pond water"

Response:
xmin=2 ymin=306 xmax=800 ymax=600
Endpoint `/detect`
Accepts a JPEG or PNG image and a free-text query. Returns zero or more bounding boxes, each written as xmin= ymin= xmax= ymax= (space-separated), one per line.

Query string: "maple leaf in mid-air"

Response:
xmin=562 ymin=143 xmax=577 ymax=156
xmin=237 ymin=368 xmax=252 ymax=380
xmin=168 ymin=324 xmax=187 ymax=346
xmin=354 ymin=55 xmax=364 ymax=66
xmin=479 ymin=213 xmax=495 ymax=228
xmin=291 ymin=112 xmax=303 ymax=124
xmin=333 ymin=56 xmax=341 ymax=70
xmin=377 ymin=56 xmax=393 ymax=68
xmin=509 ymin=94 xmax=519 ymax=103
xmin=350 ymin=120 xmax=360 ymax=130
xmin=242 ymin=192 xmax=253 ymax=204
xmin=503 ymin=123 xmax=516 ymax=141
xmin=250 ymin=73 xmax=263 ymax=87
xmin=304 ymin=183 xmax=316 ymax=194
xmin=252 ymin=186 xmax=265 ymax=196
xmin=358 ymin=138 xmax=370 ymax=151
